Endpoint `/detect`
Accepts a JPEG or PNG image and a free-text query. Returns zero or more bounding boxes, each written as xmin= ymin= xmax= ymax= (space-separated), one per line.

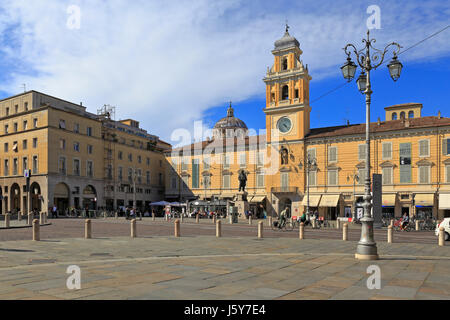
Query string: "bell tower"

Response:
xmin=263 ymin=25 xmax=312 ymax=144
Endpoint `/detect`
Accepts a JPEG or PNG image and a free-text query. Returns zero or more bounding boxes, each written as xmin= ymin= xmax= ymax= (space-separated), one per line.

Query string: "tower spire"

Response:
xmin=227 ymin=101 xmax=234 ymax=117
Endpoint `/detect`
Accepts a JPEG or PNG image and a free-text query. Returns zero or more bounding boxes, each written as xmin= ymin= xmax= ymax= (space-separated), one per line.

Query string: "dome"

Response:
xmin=274 ymin=27 xmax=300 ymax=50
xmin=213 ymin=103 xmax=248 ymax=139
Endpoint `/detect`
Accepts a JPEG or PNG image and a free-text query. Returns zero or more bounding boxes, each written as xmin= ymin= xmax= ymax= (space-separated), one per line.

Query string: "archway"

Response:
xmin=279 ymin=198 xmax=292 ymax=218
xmin=30 ymin=182 xmax=42 ymax=212
xmin=54 ymin=183 xmax=69 ymax=213
xmin=82 ymin=185 xmax=97 ymax=210
xmin=10 ymin=183 xmax=21 ymax=213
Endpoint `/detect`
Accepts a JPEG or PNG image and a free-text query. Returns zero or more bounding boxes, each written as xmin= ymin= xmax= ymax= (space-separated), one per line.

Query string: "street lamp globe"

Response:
xmin=387 ymin=55 xmax=403 ymax=82
xmin=356 ymin=72 xmax=367 ymax=93
xmin=341 ymin=56 xmax=357 ymax=82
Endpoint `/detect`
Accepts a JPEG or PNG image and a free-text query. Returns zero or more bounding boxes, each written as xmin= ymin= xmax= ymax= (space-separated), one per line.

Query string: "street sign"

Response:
xmin=372 ymin=174 xmax=382 ymax=228
xmin=24 ymin=169 xmax=31 ymax=178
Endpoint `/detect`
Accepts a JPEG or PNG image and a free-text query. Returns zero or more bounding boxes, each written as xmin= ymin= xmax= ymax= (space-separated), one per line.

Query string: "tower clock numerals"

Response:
xmin=277 ymin=117 xmax=292 ymax=133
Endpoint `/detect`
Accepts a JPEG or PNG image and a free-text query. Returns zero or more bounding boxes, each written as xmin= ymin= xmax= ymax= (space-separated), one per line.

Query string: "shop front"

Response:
xmin=248 ymin=195 xmax=267 ymax=218
xmin=414 ymin=193 xmax=435 ymax=219
xmin=382 ymin=194 xmax=396 ymax=219
xmin=301 ymin=194 xmax=321 ymax=215
xmin=318 ymin=194 xmax=340 ymax=220
xmin=438 ymin=193 xmax=450 ymax=219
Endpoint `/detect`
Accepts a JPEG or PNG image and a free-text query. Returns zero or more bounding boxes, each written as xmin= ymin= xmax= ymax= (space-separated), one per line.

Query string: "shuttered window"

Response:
xmin=223 ymin=175 xmax=230 ymax=189
xmin=223 ymin=155 xmax=230 ymax=169
xmin=419 ymin=166 xmax=430 ymax=184
xmin=400 ymin=143 xmax=412 ymax=183
xmin=443 ymin=138 xmax=450 ymax=156
xmin=328 ymin=147 xmax=337 ymax=163
xmin=419 ymin=140 xmax=429 ymax=157
xmin=328 ymin=170 xmax=338 ymax=186
xmin=358 ymin=169 xmax=366 ymax=185
xmin=382 ymin=167 xmax=392 ymax=185
xmin=307 ymin=148 xmax=316 ymax=161
xmin=446 ymin=165 xmax=450 ymax=183
xmin=382 ymin=142 xmax=392 ymax=160
xmin=281 ymin=172 xmax=289 ymax=188
xmin=239 ymin=153 xmax=246 ymax=168
xmin=358 ymin=144 xmax=367 ymax=161
xmin=256 ymin=173 xmax=265 ymax=188
xmin=308 ymin=171 xmax=316 ymax=186
xmin=257 ymin=152 xmax=264 ymax=167
xmin=181 ymin=158 xmax=188 ymax=171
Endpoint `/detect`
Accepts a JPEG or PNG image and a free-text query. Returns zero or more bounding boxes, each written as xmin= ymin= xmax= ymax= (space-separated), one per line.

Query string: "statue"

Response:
xmin=281 ymin=147 xmax=289 ymax=165
xmin=238 ymin=170 xmax=248 ymax=192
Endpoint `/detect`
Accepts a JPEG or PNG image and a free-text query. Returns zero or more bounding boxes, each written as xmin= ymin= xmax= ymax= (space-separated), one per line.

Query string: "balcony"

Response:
xmin=271 ymin=187 xmax=298 ymax=194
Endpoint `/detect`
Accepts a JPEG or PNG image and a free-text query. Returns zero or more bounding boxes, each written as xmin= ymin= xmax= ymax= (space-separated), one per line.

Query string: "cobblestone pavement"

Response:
xmin=0 ymin=218 xmax=438 ymax=244
xmin=0 ymin=229 xmax=449 ymax=300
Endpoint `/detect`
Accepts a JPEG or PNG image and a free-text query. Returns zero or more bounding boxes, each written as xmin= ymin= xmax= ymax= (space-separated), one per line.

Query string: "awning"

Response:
xmin=415 ymin=194 xmax=434 ymax=206
xmin=382 ymin=194 xmax=396 ymax=206
xmin=249 ymin=196 xmax=266 ymax=203
xmin=439 ymin=194 xmax=450 ymax=210
xmin=301 ymin=195 xmax=321 ymax=207
xmin=319 ymin=195 xmax=340 ymax=207
xmin=220 ymin=194 xmax=235 ymax=199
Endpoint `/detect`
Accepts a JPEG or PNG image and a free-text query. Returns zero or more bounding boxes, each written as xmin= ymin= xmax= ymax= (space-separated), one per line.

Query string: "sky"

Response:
xmin=0 ymin=0 xmax=449 ymax=146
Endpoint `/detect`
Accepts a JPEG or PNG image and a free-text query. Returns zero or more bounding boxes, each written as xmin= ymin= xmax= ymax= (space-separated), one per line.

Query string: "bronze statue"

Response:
xmin=238 ymin=170 xmax=248 ymax=192
xmin=281 ymin=147 xmax=289 ymax=165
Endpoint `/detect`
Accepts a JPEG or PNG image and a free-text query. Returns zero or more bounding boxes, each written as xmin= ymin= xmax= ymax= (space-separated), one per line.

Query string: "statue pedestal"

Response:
xmin=235 ymin=191 xmax=249 ymax=218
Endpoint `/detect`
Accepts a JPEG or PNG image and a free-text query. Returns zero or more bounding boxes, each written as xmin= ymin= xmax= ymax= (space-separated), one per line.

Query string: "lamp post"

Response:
xmin=347 ymin=171 xmax=359 ymax=219
xmin=299 ymin=153 xmax=317 ymax=216
xmin=341 ymin=30 xmax=402 ymax=260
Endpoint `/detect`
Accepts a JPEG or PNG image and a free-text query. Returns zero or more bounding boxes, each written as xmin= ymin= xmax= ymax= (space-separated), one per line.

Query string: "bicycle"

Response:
xmin=271 ymin=219 xmax=294 ymax=231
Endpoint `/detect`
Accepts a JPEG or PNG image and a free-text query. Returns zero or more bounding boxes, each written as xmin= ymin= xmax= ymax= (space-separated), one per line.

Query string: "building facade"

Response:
xmin=0 ymin=91 xmax=170 ymax=215
xmin=165 ymin=28 xmax=450 ymax=220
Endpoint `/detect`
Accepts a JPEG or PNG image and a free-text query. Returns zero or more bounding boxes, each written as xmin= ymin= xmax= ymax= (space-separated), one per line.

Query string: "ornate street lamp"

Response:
xmin=341 ymin=30 xmax=402 ymax=261
xmin=299 ymin=153 xmax=317 ymax=216
xmin=341 ymin=56 xmax=357 ymax=82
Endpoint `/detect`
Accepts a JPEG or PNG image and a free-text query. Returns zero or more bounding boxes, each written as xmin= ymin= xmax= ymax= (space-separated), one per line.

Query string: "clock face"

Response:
xmin=277 ymin=117 xmax=292 ymax=133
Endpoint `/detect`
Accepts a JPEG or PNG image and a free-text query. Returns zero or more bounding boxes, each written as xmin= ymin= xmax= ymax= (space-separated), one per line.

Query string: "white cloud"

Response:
xmin=0 ymin=0 xmax=449 ymax=142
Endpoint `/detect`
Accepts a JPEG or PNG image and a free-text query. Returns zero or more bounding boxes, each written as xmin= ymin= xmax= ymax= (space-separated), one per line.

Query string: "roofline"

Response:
xmin=384 ymin=103 xmax=423 ymax=110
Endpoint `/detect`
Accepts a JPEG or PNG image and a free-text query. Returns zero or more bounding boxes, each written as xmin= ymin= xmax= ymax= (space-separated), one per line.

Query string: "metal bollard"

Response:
xmin=85 ymin=219 xmax=92 ymax=239
xmin=216 ymin=220 xmax=222 ymax=238
xmin=343 ymin=223 xmax=348 ymax=241
xmin=388 ymin=225 xmax=393 ymax=244
xmin=249 ymin=216 xmax=252 ymax=225
xmin=299 ymin=222 xmax=304 ymax=240
xmin=258 ymin=221 xmax=263 ymax=239
xmin=415 ymin=220 xmax=420 ymax=231
xmin=439 ymin=227 xmax=445 ymax=246
xmin=131 ymin=219 xmax=137 ymax=238
xmin=28 ymin=213 xmax=34 ymax=226
xmin=175 ymin=219 xmax=180 ymax=237
xmin=4 ymin=213 xmax=10 ymax=228
xmin=33 ymin=219 xmax=40 ymax=241
xmin=337 ymin=219 xmax=340 ymax=229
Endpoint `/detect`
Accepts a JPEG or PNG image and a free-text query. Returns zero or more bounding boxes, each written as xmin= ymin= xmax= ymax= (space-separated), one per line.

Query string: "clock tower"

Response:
xmin=263 ymin=26 xmax=312 ymax=144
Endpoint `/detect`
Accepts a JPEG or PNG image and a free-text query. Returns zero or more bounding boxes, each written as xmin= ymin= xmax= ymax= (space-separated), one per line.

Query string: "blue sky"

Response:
xmin=0 ymin=0 xmax=449 ymax=143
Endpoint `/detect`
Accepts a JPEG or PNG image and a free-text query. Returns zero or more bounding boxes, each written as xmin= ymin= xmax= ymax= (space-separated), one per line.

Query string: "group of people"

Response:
xmin=278 ymin=207 xmax=320 ymax=229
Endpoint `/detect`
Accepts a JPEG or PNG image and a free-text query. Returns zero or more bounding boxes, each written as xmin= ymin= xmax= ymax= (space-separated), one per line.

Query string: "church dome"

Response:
xmin=274 ymin=26 xmax=300 ymax=50
xmin=213 ymin=103 xmax=248 ymax=139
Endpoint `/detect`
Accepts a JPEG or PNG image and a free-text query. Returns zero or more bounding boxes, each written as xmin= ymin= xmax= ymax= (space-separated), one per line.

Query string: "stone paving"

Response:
xmin=0 ymin=233 xmax=449 ymax=300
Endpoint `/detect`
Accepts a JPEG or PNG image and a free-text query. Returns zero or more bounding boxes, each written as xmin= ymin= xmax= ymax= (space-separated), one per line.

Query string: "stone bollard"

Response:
xmin=196 ymin=214 xmax=200 ymax=224
xmin=213 ymin=215 xmax=216 ymax=225
xmin=33 ymin=219 xmax=40 ymax=241
xmin=181 ymin=215 xmax=184 ymax=223
xmin=85 ymin=219 xmax=92 ymax=239
xmin=45 ymin=212 xmax=48 ymax=223
xmin=4 ymin=213 xmax=10 ymax=228
xmin=131 ymin=219 xmax=137 ymax=238
xmin=268 ymin=216 xmax=273 ymax=228
xmin=312 ymin=219 xmax=316 ymax=229
xmin=258 ymin=221 xmax=263 ymax=239
xmin=40 ymin=212 xmax=44 ymax=225
xmin=343 ymin=223 xmax=348 ymax=241
xmin=216 ymin=220 xmax=222 ymax=238
xmin=104 ymin=211 xmax=107 ymax=219
xmin=115 ymin=212 xmax=118 ymax=219
xmin=152 ymin=212 xmax=155 ymax=221
xmin=139 ymin=212 xmax=142 ymax=221
xmin=337 ymin=219 xmax=341 ymax=229
xmin=229 ymin=215 xmax=233 ymax=224
xmin=249 ymin=216 xmax=252 ymax=225
xmin=439 ymin=227 xmax=445 ymax=246
xmin=390 ymin=219 xmax=394 ymax=227
xmin=416 ymin=220 xmax=420 ymax=231
xmin=299 ymin=222 xmax=304 ymax=240
xmin=18 ymin=212 xmax=22 ymax=222
xmin=28 ymin=213 xmax=34 ymax=226
xmin=388 ymin=225 xmax=393 ymax=244
xmin=175 ymin=219 xmax=180 ymax=237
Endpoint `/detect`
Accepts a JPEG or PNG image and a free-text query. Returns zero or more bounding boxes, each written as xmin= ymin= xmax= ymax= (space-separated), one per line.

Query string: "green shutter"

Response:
xmin=443 ymin=138 xmax=448 ymax=156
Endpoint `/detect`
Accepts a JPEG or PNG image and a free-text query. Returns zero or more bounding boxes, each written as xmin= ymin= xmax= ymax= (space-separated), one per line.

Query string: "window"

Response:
xmin=24 ymin=102 xmax=28 ymax=111
xmin=59 ymin=120 xmax=66 ymax=129
xmin=33 ymin=118 xmax=38 ymax=128
xmin=87 ymin=161 xmax=93 ymax=177
xmin=118 ymin=167 xmax=123 ymax=181
xmin=358 ymin=144 xmax=367 ymax=161
xmin=382 ymin=142 xmax=392 ymax=160
xmin=308 ymin=170 xmax=316 ymax=186
xmin=22 ymin=157 xmax=28 ymax=171
xmin=328 ymin=146 xmax=337 ymax=163
xmin=146 ymin=158 xmax=150 ymax=166
xmin=4 ymin=160 xmax=8 ymax=176
xmin=399 ymin=142 xmax=412 ymax=183
xmin=223 ymin=174 xmax=230 ymax=189
xmin=138 ymin=156 xmax=142 ymax=164
xmin=4 ymin=143 xmax=8 ymax=152
xmin=446 ymin=165 xmax=450 ymax=183
xmin=408 ymin=111 xmax=414 ymax=118
xmin=159 ymin=173 xmax=163 ymax=186
xmin=181 ymin=158 xmax=188 ymax=171
xmin=32 ymin=156 xmax=38 ymax=174
xmin=328 ymin=170 xmax=338 ymax=186
xmin=128 ymin=153 xmax=133 ymax=162
xmin=118 ymin=151 xmax=123 ymax=160
xmin=74 ymin=123 xmax=79 ymax=133
xmin=443 ymin=138 xmax=450 ymax=156
xmin=239 ymin=153 xmax=246 ymax=168
xmin=23 ymin=140 xmax=27 ymax=150
xmin=107 ymin=165 xmax=113 ymax=179
xmin=400 ymin=111 xmax=406 ymax=120
xmin=382 ymin=167 xmax=393 ymax=185
xmin=4 ymin=124 xmax=8 ymax=134
xmin=33 ymin=138 xmax=37 ymax=148
xmin=358 ymin=169 xmax=366 ymax=185
xmin=295 ymin=89 xmax=299 ymax=99
xmin=256 ymin=172 xmax=265 ymax=188
xmin=419 ymin=140 xmax=430 ymax=157
xmin=307 ymin=148 xmax=316 ymax=161
xmin=192 ymin=159 xmax=199 ymax=188
xmin=282 ymin=57 xmax=288 ymax=70
xmin=60 ymin=139 xmax=66 ymax=150
xmin=14 ymin=105 xmax=18 ymax=113
xmin=74 ymin=142 xmax=80 ymax=152
xmin=13 ymin=123 xmax=18 ymax=132
xmin=73 ymin=159 xmax=80 ymax=176
xmin=257 ymin=152 xmax=264 ymax=167
xmin=59 ymin=157 xmax=66 ymax=175
xmin=203 ymin=157 xmax=210 ymax=170
xmin=12 ymin=158 xmax=18 ymax=175
xmin=419 ymin=166 xmax=430 ymax=184
xmin=12 ymin=141 xmax=18 ymax=152
xmin=87 ymin=127 xmax=92 ymax=136
xmin=5 ymin=107 xmax=9 ymax=116
xmin=223 ymin=155 xmax=230 ymax=169
xmin=23 ymin=120 xmax=27 ymax=130
xmin=128 ymin=168 xmax=133 ymax=182
xmin=281 ymin=172 xmax=289 ymax=188
xmin=87 ymin=145 xmax=93 ymax=154
xmin=146 ymin=171 xmax=150 ymax=185
xmin=392 ymin=113 xmax=397 ymax=120
xmin=202 ymin=175 xmax=211 ymax=189
xmin=281 ymin=85 xmax=289 ymax=100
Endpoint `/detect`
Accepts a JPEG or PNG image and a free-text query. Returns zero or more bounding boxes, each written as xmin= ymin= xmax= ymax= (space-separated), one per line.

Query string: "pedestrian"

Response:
xmin=52 ymin=205 xmax=57 ymax=219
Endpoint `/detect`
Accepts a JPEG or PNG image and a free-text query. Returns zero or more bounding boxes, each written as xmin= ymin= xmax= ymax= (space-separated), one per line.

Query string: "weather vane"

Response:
xmin=285 ymin=20 xmax=289 ymax=33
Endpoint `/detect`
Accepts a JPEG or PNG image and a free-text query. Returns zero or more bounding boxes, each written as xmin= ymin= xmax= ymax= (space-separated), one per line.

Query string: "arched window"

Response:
xmin=392 ymin=112 xmax=397 ymax=120
xmin=282 ymin=85 xmax=289 ymax=100
xmin=408 ymin=111 xmax=414 ymax=119
xmin=282 ymin=58 xmax=288 ymax=71
xmin=400 ymin=111 xmax=406 ymax=120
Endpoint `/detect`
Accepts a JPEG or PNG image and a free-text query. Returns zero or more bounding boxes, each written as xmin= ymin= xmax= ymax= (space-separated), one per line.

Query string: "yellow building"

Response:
xmin=165 ymin=28 xmax=450 ymax=220
xmin=0 ymin=91 xmax=170 ymax=215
